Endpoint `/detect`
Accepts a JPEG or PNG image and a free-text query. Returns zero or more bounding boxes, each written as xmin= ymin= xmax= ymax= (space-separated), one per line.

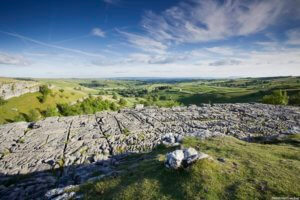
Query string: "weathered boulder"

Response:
xmin=165 ymin=148 xmax=210 ymax=169
xmin=161 ymin=133 xmax=183 ymax=146
xmin=183 ymin=147 xmax=200 ymax=166
xmin=165 ymin=150 xmax=185 ymax=169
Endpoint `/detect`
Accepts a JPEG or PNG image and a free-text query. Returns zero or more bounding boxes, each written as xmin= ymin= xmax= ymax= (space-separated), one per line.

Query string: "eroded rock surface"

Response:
xmin=0 ymin=81 xmax=40 ymax=100
xmin=0 ymin=103 xmax=299 ymax=199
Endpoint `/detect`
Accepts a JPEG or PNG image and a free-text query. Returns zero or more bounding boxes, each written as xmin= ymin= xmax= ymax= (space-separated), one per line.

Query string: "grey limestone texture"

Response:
xmin=0 ymin=103 xmax=299 ymax=199
xmin=0 ymin=81 xmax=40 ymax=100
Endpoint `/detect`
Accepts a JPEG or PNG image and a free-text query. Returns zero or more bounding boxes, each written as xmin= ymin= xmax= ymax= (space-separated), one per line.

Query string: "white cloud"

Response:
xmin=209 ymin=59 xmax=241 ymax=66
xmin=126 ymin=53 xmax=187 ymax=65
xmin=205 ymin=47 xmax=236 ymax=56
xmin=141 ymin=0 xmax=285 ymax=44
xmin=0 ymin=52 xmax=30 ymax=66
xmin=91 ymin=28 xmax=106 ymax=37
xmin=286 ymin=28 xmax=300 ymax=45
xmin=117 ymin=30 xmax=168 ymax=54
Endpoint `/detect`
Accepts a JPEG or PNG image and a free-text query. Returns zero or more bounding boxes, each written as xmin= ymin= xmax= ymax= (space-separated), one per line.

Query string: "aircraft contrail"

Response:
xmin=0 ymin=30 xmax=103 ymax=57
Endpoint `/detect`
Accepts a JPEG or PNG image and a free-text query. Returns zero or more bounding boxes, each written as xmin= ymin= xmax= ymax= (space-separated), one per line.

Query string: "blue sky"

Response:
xmin=0 ymin=0 xmax=300 ymax=78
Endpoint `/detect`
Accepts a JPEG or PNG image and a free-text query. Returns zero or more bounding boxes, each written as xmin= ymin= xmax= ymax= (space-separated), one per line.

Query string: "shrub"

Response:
xmin=110 ymin=102 xmax=118 ymax=111
xmin=39 ymin=85 xmax=51 ymax=96
xmin=42 ymin=107 xmax=59 ymax=117
xmin=59 ymin=89 xmax=64 ymax=93
xmin=112 ymin=93 xmax=118 ymax=100
xmin=159 ymin=96 xmax=168 ymax=101
xmin=289 ymin=92 xmax=300 ymax=105
xmin=98 ymin=90 xmax=106 ymax=95
xmin=0 ymin=97 xmax=7 ymax=106
xmin=262 ymin=90 xmax=289 ymax=105
xmin=80 ymin=99 xmax=95 ymax=114
xmin=14 ymin=113 xmax=27 ymax=122
xmin=57 ymin=104 xmax=81 ymax=116
xmin=118 ymin=98 xmax=127 ymax=106
xmin=139 ymin=100 xmax=151 ymax=107
xmin=152 ymin=96 xmax=158 ymax=102
xmin=37 ymin=95 xmax=47 ymax=103
xmin=25 ymin=109 xmax=41 ymax=122
xmin=38 ymin=85 xmax=51 ymax=103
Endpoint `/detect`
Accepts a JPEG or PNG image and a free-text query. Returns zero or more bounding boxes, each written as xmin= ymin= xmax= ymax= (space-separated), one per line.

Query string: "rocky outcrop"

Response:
xmin=0 ymin=103 xmax=299 ymax=199
xmin=0 ymin=81 xmax=40 ymax=100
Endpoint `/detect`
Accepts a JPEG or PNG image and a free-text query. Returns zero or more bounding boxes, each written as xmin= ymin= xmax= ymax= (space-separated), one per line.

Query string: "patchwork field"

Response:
xmin=0 ymin=76 xmax=299 ymax=125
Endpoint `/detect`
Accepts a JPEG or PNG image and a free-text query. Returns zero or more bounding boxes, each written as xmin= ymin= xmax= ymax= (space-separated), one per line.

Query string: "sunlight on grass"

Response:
xmin=79 ymin=135 xmax=300 ymax=200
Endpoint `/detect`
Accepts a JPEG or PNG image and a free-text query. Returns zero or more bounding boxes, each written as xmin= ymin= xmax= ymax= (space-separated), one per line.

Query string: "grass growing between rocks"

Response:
xmin=79 ymin=135 xmax=300 ymax=200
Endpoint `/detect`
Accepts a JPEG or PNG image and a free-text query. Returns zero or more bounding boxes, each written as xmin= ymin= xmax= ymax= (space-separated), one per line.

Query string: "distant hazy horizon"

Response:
xmin=1 ymin=0 xmax=300 ymax=78
xmin=1 ymin=75 xmax=299 ymax=80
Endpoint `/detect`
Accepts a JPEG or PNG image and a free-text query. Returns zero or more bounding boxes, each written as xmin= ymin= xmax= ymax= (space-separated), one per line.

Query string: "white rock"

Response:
xmin=165 ymin=150 xmax=184 ymax=169
xmin=184 ymin=148 xmax=198 ymax=158
xmin=182 ymin=148 xmax=199 ymax=166
xmin=162 ymin=133 xmax=182 ymax=147
xmin=135 ymin=104 xmax=144 ymax=109
xmin=166 ymin=148 xmax=210 ymax=169
xmin=198 ymin=152 xmax=210 ymax=160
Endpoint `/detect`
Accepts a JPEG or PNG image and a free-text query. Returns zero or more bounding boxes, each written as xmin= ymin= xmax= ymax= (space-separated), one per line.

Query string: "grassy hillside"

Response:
xmin=74 ymin=76 xmax=300 ymax=106
xmin=0 ymin=89 xmax=85 ymax=124
xmin=79 ymin=135 xmax=300 ymax=200
xmin=0 ymin=78 xmax=105 ymax=124
xmin=1 ymin=76 xmax=299 ymax=124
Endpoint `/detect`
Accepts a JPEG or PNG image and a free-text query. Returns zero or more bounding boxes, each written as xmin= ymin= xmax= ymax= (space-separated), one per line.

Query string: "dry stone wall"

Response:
xmin=0 ymin=103 xmax=299 ymax=199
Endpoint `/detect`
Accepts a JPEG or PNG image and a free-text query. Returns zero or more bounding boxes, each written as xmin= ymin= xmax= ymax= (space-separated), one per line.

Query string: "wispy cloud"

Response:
xmin=209 ymin=59 xmax=241 ymax=66
xmin=286 ymin=28 xmax=300 ymax=45
xmin=126 ymin=53 xmax=186 ymax=65
xmin=0 ymin=52 xmax=30 ymax=66
xmin=0 ymin=31 xmax=103 ymax=57
xmin=141 ymin=0 xmax=286 ymax=44
xmin=117 ymin=0 xmax=296 ymax=59
xmin=91 ymin=28 xmax=106 ymax=37
xmin=117 ymin=29 xmax=167 ymax=54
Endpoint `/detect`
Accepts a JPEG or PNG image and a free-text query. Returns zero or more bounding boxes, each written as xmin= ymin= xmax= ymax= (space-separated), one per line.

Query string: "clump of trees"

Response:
xmin=79 ymin=81 xmax=106 ymax=88
xmin=118 ymin=98 xmax=127 ymax=106
xmin=262 ymin=90 xmax=289 ymax=105
xmin=37 ymin=85 xmax=51 ymax=103
xmin=14 ymin=109 xmax=41 ymax=122
xmin=117 ymin=89 xmax=148 ymax=97
xmin=12 ymin=96 xmax=119 ymax=123
xmin=42 ymin=107 xmax=59 ymax=117
xmin=26 ymin=109 xmax=42 ymax=122
xmin=289 ymin=92 xmax=300 ymax=106
xmin=112 ymin=93 xmax=118 ymax=100
xmin=56 ymin=96 xmax=119 ymax=116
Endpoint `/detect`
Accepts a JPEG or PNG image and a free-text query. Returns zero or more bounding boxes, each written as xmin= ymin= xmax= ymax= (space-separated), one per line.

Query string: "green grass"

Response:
xmin=38 ymin=79 xmax=98 ymax=95
xmin=1 ymin=76 xmax=299 ymax=124
xmin=0 ymin=89 xmax=85 ymax=124
xmin=79 ymin=135 xmax=300 ymax=200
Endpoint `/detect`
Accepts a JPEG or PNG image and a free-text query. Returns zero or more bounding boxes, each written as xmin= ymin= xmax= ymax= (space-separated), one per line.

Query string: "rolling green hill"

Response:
xmin=1 ymin=76 xmax=299 ymax=124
